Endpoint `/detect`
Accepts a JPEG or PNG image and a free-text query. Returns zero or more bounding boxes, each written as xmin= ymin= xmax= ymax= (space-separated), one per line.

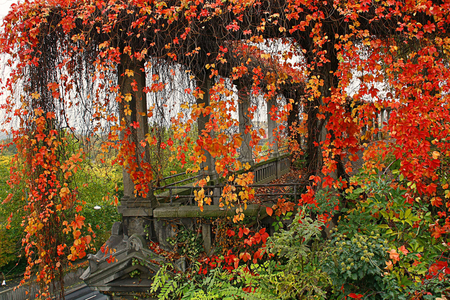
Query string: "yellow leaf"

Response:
xmin=125 ymin=69 xmax=134 ymax=77
xmin=99 ymin=41 xmax=109 ymax=49
xmin=60 ymin=187 xmax=70 ymax=198
xmin=124 ymin=93 xmax=132 ymax=102
xmin=432 ymin=151 xmax=440 ymax=159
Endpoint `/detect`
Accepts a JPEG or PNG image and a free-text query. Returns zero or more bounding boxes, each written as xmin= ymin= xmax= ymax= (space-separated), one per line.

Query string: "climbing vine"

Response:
xmin=0 ymin=0 xmax=450 ymax=297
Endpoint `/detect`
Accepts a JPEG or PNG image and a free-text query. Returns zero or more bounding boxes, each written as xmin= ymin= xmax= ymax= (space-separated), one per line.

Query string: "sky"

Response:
xmin=0 ymin=0 xmax=15 ymax=139
xmin=0 ymin=0 xmax=15 ymax=21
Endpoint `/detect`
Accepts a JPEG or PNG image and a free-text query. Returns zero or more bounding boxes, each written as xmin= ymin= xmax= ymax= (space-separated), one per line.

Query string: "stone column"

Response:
xmin=117 ymin=55 xmax=155 ymax=237
xmin=197 ymin=76 xmax=215 ymax=176
xmin=118 ymin=55 xmax=150 ymax=197
xmin=267 ymin=97 xmax=279 ymax=158
xmin=236 ymin=80 xmax=253 ymax=165
xmin=374 ymin=114 xmax=379 ymax=140
xmin=381 ymin=109 xmax=387 ymax=139
xmin=202 ymin=223 xmax=212 ymax=254
xmin=196 ymin=76 xmax=220 ymax=204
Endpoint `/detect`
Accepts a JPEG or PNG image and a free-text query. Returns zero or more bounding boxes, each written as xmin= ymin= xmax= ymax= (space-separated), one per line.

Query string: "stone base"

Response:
xmin=81 ymin=222 xmax=185 ymax=300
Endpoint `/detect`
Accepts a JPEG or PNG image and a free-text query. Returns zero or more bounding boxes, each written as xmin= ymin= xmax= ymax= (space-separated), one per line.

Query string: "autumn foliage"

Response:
xmin=0 ymin=0 xmax=450 ymax=297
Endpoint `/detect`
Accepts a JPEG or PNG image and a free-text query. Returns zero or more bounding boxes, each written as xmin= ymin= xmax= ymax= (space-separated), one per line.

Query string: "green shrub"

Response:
xmin=321 ymin=231 xmax=389 ymax=298
xmin=168 ymin=227 xmax=203 ymax=259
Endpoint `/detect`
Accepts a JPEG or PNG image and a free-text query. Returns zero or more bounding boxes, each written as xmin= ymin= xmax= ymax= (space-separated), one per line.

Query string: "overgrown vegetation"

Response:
xmin=0 ymin=0 xmax=450 ymax=297
xmin=0 ymin=138 xmax=122 ymax=277
xmin=147 ymin=156 xmax=450 ymax=299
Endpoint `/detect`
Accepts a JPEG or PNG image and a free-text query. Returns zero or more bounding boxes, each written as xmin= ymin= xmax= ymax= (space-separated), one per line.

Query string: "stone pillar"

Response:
xmin=197 ymin=76 xmax=215 ymax=176
xmin=117 ymin=55 xmax=154 ymax=237
xmin=237 ymin=80 xmax=253 ymax=165
xmin=267 ymin=97 xmax=279 ymax=158
xmin=381 ymin=109 xmax=387 ymax=139
xmin=196 ymin=76 xmax=220 ymax=205
xmin=118 ymin=55 xmax=150 ymax=198
xmin=374 ymin=115 xmax=379 ymax=140
xmin=386 ymin=108 xmax=392 ymax=139
xmin=201 ymin=223 xmax=212 ymax=254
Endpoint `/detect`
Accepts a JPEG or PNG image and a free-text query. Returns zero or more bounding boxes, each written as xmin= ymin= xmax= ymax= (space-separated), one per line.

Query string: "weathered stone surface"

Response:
xmin=152 ymin=203 xmax=270 ymax=218
xmin=86 ymin=222 xmax=128 ymax=273
xmin=153 ymin=219 xmax=177 ymax=251
xmin=125 ymin=217 xmax=148 ymax=237
xmin=201 ymin=223 xmax=212 ymax=254
xmin=81 ymin=222 xmax=185 ymax=300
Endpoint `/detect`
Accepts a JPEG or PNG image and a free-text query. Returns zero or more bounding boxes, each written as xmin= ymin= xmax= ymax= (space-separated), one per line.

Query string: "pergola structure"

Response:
xmin=1 ymin=0 xmax=444 ymax=297
xmin=79 ymin=43 xmax=304 ymax=300
xmin=65 ymin=2 xmax=309 ymax=298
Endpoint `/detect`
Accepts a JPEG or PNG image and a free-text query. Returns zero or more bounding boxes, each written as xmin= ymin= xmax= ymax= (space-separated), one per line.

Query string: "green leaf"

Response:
xmin=404 ymin=208 xmax=411 ymax=219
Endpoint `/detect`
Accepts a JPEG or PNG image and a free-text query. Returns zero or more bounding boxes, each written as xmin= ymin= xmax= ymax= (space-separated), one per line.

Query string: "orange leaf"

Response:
xmin=432 ymin=151 xmax=440 ymax=159
xmin=398 ymin=245 xmax=409 ymax=255
xmin=389 ymin=249 xmax=400 ymax=263
xmin=239 ymin=252 xmax=251 ymax=262
xmin=60 ymin=186 xmax=70 ymax=198
xmin=2 ymin=193 xmax=13 ymax=204
xmin=266 ymin=206 xmax=273 ymax=216
xmin=431 ymin=197 xmax=443 ymax=207
xmin=73 ymin=214 xmax=85 ymax=230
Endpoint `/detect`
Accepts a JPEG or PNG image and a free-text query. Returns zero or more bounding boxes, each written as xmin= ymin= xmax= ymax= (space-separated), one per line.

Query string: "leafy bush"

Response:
xmin=0 ymin=155 xmax=26 ymax=273
xmin=249 ymin=209 xmax=331 ymax=299
xmin=306 ymin=187 xmax=340 ymax=215
xmin=335 ymin=161 xmax=450 ymax=299
xmin=321 ymin=231 xmax=389 ymax=298
xmin=168 ymin=227 xmax=204 ymax=259
xmin=82 ymin=202 xmax=121 ymax=251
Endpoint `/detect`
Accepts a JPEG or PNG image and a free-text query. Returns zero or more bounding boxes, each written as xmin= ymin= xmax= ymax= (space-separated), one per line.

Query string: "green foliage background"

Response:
xmin=0 ymin=138 xmax=122 ymax=276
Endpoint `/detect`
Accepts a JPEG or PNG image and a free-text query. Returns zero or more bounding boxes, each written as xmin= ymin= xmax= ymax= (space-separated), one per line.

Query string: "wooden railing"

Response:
xmin=155 ymin=153 xmax=291 ymax=204
xmin=155 ymin=182 xmax=301 ymax=206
